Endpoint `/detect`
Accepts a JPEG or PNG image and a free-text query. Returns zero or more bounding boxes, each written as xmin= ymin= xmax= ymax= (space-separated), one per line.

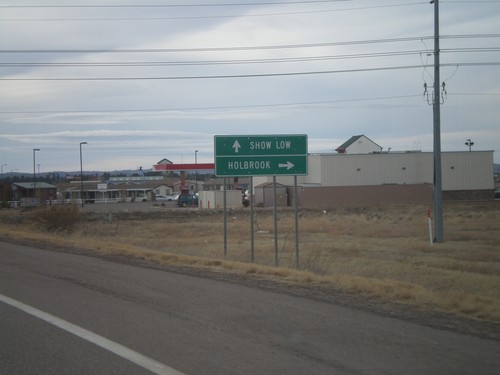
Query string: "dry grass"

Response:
xmin=1 ymin=202 xmax=499 ymax=323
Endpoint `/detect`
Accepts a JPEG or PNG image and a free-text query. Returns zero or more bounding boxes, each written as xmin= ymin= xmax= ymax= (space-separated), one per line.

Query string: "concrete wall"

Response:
xmin=443 ymin=190 xmax=494 ymax=201
xmin=299 ymin=184 xmax=433 ymax=209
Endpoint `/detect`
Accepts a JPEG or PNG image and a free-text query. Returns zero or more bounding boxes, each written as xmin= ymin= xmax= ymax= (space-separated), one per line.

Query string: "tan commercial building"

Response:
xmin=253 ymin=149 xmax=494 ymax=207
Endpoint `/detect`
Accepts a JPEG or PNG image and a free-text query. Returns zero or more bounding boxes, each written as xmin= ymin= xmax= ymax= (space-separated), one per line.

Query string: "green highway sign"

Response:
xmin=214 ymin=135 xmax=308 ymax=176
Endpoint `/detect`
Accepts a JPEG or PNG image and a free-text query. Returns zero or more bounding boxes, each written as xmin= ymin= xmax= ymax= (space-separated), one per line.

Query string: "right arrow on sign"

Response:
xmin=279 ymin=161 xmax=294 ymax=170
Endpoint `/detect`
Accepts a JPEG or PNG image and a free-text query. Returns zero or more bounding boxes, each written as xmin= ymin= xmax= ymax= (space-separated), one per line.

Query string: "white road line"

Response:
xmin=0 ymin=293 xmax=186 ymax=375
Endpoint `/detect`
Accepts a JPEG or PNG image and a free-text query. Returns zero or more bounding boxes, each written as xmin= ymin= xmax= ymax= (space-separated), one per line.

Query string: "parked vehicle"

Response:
xmin=177 ymin=194 xmax=198 ymax=207
xmin=495 ymin=188 xmax=500 ymax=199
xmin=155 ymin=194 xmax=176 ymax=201
xmin=242 ymin=190 xmax=250 ymax=207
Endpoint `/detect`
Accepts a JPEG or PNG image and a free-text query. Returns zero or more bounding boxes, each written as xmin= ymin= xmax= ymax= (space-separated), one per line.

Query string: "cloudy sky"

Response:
xmin=1 ymin=0 xmax=499 ymax=174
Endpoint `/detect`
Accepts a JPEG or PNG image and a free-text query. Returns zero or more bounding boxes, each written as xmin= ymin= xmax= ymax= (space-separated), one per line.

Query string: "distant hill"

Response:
xmin=6 ymin=169 xmax=153 ymax=178
xmin=4 ymin=165 xmax=500 ymax=180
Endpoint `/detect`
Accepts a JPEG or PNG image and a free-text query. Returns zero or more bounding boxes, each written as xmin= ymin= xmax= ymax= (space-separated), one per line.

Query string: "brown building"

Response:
xmin=11 ymin=182 xmax=57 ymax=206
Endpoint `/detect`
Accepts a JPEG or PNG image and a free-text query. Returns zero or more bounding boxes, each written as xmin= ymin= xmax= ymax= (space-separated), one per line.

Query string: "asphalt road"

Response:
xmin=1 ymin=241 xmax=499 ymax=375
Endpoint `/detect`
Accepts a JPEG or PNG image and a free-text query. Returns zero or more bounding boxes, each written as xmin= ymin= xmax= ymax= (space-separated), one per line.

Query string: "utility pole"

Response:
xmin=432 ymin=0 xmax=444 ymax=242
xmin=33 ymin=148 xmax=40 ymax=199
xmin=194 ymin=150 xmax=198 ymax=194
xmin=80 ymin=142 xmax=87 ymax=208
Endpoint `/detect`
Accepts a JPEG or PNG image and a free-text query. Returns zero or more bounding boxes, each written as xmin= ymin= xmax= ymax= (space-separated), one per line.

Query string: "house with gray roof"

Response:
xmin=11 ymin=182 xmax=57 ymax=206
xmin=335 ymin=135 xmax=382 ymax=154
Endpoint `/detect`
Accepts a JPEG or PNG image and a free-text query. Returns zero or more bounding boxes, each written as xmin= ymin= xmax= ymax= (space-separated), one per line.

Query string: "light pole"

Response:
xmin=80 ymin=142 xmax=87 ymax=207
xmin=194 ymin=150 xmax=198 ymax=194
xmin=465 ymin=139 xmax=474 ymax=152
xmin=33 ymin=148 xmax=40 ymax=199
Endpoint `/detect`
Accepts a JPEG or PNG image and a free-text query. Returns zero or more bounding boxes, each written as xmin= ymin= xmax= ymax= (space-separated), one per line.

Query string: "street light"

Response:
xmin=80 ymin=142 xmax=87 ymax=207
xmin=465 ymin=139 xmax=474 ymax=152
xmin=194 ymin=150 xmax=198 ymax=194
xmin=33 ymin=148 xmax=40 ymax=199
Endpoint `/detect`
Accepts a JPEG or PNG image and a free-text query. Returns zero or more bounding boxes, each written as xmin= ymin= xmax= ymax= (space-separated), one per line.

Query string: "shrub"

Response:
xmin=32 ymin=204 xmax=82 ymax=233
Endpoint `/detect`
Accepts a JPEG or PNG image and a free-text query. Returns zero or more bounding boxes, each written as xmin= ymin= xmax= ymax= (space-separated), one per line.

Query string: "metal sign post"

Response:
xmin=250 ymin=177 xmax=254 ymax=263
xmin=214 ymin=134 xmax=308 ymax=266
xmin=294 ymin=176 xmax=300 ymax=269
xmin=223 ymin=178 xmax=227 ymax=257
xmin=273 ymin=176 xmax=278 ymax=267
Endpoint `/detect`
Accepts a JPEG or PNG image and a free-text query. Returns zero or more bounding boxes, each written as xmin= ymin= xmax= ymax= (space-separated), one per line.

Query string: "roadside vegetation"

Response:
xmin=0 ymin=202 xmax=499 ymax=324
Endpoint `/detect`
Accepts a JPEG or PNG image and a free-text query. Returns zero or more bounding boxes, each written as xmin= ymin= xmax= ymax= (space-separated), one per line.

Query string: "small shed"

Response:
xmin=255 ymin=182 xmax=288 ymax=207
xmin=198 ymin=190 xmax=242 ymax=209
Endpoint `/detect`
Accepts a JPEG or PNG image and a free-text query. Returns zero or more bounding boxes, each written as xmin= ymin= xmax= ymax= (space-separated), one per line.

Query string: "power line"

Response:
xmin=1 ymin=48 xmax=497 ymax=68
xmin=0 ymin=36 xmax=434 ymax=54
xmin=0 ymin=3 xmax=428 ymax=21
xmin=5 ymin=0 xmax=498 ymax=8
xmin=0 ymin=94 xmax=424 ymax=115
xmin=449 ymin=92 xmax=500 ymax=96
xmin=3 ymin=1 xmax=499 ymax=21
xmin=0 ymin=50 xmax=430 ymax=68
xmin=442 ymin=47 xmax=500 ymax=53
xmin=1 ymin=34 xmax=497 ymax=54
xmin=2 ymin=92 xmax=496 ymax=116
xmin=442 ymin=0 xmax=500 ymax=3
xmin=0 ymin=1 xmax=357 ymax=8
xmin=0 ymin=65 xmax=426 ymax=81
xmin=447 ymin=62 xmax=500 ymax=67
xmin=2 ymin=62 xmax=499 ymax=81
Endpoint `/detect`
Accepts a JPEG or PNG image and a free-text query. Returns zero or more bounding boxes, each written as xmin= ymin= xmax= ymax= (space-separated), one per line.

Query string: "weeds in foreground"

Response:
xmin=30 ymin=205 xmax=82 ymax=233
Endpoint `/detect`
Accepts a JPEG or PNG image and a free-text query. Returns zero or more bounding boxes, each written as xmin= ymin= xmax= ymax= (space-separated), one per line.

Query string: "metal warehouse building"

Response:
xmin=253 ymin=150 xmax=494 ymax=207
xmin=305 ymin=151 xmax=493 ymax=189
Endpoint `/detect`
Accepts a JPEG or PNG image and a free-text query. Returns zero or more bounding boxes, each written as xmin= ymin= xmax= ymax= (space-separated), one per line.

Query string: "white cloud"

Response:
xmin=1 ymin=1 xmax=499 ymax=173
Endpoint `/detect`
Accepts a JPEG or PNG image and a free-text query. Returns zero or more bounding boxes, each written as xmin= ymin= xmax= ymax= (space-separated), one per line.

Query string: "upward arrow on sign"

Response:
xmin=232 ymin=140 xmax=241 ymax=153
